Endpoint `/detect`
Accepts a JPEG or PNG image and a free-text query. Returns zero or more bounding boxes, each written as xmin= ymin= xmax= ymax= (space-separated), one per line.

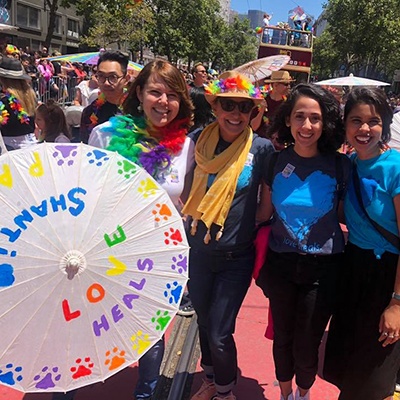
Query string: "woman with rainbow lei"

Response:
xmin=182 ymin=71 xmax=274 ymax=400
xmin=88 ymin=59 xmax=194 ymax=400
xmin=0 ymin=57 xmax=37 ymax=151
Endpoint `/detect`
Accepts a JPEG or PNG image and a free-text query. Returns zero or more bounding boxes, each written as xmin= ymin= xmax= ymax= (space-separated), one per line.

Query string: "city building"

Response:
xmin=247 ymin=9 xmax=264 ymax=29
xmin=219 ymin=0 xmax=231 ymax=22
xmin=0 ymin=0 xmax=83 ymax=53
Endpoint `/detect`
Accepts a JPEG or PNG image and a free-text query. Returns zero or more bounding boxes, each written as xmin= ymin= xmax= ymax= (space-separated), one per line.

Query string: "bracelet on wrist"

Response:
xmin=392 ymin=292 xmax=400 ymax=301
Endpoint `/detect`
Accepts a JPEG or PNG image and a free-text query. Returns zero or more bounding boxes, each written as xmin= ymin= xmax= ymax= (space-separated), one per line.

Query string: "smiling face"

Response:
xmin=214 ymin=97 xmax=255 ymax=142
xmin=345 ymin=103 xmax=383 ymax=160
xmin=136 ymin=75 xmax=180 ymax=128
xmin=287 ymin=95 xmax=323 ymax=157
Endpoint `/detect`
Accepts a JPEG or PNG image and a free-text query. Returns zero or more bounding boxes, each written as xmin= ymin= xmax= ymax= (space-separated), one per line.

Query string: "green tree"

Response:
xmin=314 ymin=0 xmax=400 ymax=79
xmin=44 ymin=0 xmax=60 ymax=49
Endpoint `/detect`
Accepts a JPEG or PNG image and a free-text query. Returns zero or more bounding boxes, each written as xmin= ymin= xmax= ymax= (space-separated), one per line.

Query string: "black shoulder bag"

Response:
xmin=352 ymin=161 xmax=400 ymax=250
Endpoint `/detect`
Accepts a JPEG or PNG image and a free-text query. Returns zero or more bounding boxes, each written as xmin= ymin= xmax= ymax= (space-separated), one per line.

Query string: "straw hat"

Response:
xmin=0 ymin=57 xmax=30 ymax=80
xmin=205 ymin=71 xmax=264 ymax=105
xmin=264 ymin=70 xmax=294 ymax=83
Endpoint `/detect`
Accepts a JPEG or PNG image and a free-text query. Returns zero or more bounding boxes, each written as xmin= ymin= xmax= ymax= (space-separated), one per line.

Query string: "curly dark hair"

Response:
xmin=123 ymin=59 xmax=193 ymax=128
xmin=269 ymin=83 xmax=345 ymax=154
xmin=344 ymin=87 xmax=393 ymax=144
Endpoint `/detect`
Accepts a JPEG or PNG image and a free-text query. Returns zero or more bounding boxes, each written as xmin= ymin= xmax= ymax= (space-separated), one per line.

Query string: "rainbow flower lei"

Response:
xmin=90 ymin=91 xmax=127 ymax=129
xmin=205 ymin=75 xmax=262 ymax=99
xmin=105 ymin=114 xmax=188 ymax=179
xmin=0 ymin=91 xmax=30 ymax=125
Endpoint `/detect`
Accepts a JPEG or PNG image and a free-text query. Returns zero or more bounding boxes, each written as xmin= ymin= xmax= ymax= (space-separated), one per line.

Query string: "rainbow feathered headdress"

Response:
xmin=204 ymin=71 xmax=263 ymax=105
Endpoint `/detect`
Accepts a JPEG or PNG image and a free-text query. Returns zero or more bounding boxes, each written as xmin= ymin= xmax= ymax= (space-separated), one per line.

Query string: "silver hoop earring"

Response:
xmin=137 ymin=102 xmax=143 ymax=113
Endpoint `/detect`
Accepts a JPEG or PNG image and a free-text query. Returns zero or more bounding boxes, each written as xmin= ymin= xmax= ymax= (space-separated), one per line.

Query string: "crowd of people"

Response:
xmin=0 ymin=46 xmax=400 ymax=400
xmin=2 ymin=43 xmax=94 ymax=104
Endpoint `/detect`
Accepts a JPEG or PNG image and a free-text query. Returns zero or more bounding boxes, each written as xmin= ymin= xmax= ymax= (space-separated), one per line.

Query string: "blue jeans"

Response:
xmin=188 ymin=246 xmax=254 ymax=393
xmin=51 ymin=338 xmax=164 ymax=400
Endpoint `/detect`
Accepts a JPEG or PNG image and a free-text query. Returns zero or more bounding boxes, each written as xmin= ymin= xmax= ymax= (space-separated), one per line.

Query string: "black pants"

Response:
xmin=324 ymin=243 xmax=400 ymax=400
xmin=263 ymin=249 xmax=341 ymax=389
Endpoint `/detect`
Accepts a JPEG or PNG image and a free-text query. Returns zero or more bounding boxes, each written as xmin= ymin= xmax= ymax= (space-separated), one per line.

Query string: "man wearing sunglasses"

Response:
xmin=188 ymin=62 xmax=214 ymax=133
xmin=253 ymin=70 xmax=294 ymax=139
xmin=80 ymin=50 xmax=129 ymax=143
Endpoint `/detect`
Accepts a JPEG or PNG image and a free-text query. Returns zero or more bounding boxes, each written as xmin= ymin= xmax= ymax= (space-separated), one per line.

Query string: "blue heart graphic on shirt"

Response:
xmin=273 ymin=171 xmax=335 ymax=241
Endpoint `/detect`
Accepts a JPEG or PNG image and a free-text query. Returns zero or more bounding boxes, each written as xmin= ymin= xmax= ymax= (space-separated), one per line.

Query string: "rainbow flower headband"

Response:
xmin=205 ymin=75 xmax=262 ymax=99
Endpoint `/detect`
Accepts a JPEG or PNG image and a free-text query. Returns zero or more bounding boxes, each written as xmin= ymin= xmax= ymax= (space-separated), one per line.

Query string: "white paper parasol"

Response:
xmin=0 ymin=143 xmax=189 ymax=393
xmin=315 ymin=73 xmax=390 ymax=87
xmin=233 ymin=55 xmax=291 ymax=83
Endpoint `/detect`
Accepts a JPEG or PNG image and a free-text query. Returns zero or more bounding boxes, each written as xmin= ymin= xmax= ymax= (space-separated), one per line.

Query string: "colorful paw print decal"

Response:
xmin=53 ymin=145 xmax=78 ymax=167
xmin=117 ymin=160 xmax=137 ymax=179
xmin=87 ymin=149 xmax=110 ymax=166
xmin=0 ymin=363 xmax=23 ymax=385
xmin=164 ymin=228 xmax=183 ymax=245
xmin=104 ymin=347 xmax=126 ymax=371
xmin=131 ymin=330 xmax=151 ymax=355
xmin=164 ymin=281 xmax=183 ymax=304
xmin=71 ymin=357 xmax=94 ymax=379
xmin=152 ymin=203 xmax=172 ymax=223
xmin=34 ymin=366 xmax=61 ymax=389
xmin=171 ymin=254 xmax=188 ymax=274
xmin=138 ymin=178 xmax=158 ymax=198
xmin=151 ymin=310 xmax=171 ymax=331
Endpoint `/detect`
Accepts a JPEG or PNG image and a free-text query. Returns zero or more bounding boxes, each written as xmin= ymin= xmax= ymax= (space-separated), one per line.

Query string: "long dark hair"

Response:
xmin=344 ymin=87 xmax=393 ymax=144
xmin=270 ymin=83 xmax=345 ymax=153
xmin=123 ymin=59 xmax=193 ymax=128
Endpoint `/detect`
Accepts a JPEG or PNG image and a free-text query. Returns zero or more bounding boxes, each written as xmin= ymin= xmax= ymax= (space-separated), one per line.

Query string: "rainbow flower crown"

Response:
xmin=205 ymin=74 xmax=262 ymax=99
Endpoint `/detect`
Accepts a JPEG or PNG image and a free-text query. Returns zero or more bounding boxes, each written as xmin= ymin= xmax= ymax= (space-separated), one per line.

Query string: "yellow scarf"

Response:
xmin=182 ymin=121 xmax=253 ymax=244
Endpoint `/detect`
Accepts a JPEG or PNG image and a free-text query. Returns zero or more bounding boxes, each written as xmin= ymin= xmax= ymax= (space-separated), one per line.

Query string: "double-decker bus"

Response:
xmin=258 ymin=25 xmax=313 ymax=83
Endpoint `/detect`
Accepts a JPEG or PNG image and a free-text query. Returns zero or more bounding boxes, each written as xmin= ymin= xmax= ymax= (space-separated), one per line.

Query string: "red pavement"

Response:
xmin=1 ymin=281 xmax=340 ymax=400
xmin=190 ymin=280 xmax=340 ymax=400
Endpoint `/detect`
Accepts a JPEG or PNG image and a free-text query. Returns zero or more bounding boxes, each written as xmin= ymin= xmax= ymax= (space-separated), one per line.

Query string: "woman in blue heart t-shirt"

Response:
xmin=256 ymin=83 xmax=351 ymax=400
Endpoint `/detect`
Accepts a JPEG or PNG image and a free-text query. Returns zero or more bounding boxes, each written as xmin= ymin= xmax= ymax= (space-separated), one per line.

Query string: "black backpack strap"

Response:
xmin=266 ymin=151 xmax=280 ymax=187
xmin=334 ymin=153 xmax=346 ymax=200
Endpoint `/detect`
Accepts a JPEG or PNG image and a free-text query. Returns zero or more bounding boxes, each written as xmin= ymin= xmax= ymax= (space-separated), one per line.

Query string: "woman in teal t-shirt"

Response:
xmin=324 ymin=87 xmax=400 ymax=400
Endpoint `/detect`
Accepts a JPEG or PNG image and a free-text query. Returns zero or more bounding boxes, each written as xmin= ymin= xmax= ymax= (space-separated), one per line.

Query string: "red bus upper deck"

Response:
xmin=258 ymin=25 xmax=313 ymax=82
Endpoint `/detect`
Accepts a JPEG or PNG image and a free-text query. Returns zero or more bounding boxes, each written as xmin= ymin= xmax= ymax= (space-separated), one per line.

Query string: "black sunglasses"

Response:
xmin=219 ymin=98 xmax=255 ymax=114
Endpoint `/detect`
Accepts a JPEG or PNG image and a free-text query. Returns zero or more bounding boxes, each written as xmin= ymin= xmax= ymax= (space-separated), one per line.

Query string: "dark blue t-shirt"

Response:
xmin=187 ymin=129 xmax=274 ymax=252
xmin=264 ymin=146 xmax=351 ymax=255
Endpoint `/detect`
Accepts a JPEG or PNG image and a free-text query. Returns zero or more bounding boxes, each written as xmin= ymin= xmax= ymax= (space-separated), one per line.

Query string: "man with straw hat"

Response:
xmin=253 ymin=70 xmax=295 ymax=139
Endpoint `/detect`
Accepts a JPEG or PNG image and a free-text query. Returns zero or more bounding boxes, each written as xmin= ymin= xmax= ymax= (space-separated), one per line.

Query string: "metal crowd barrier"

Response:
xmin=36 ymin=75 xmax=80 ymax=106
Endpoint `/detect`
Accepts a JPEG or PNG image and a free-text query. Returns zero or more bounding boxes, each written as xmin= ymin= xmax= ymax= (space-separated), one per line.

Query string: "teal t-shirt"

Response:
xmin=345 ymin=149 xmax=400 ymax=257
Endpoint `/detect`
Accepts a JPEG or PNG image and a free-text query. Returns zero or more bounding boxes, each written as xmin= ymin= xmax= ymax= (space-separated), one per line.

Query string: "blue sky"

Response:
xmin=230 ymin=0 xmax=325 ymax=23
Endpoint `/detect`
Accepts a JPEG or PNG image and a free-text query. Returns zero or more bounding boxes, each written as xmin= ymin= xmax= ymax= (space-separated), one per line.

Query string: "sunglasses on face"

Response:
xmin=279 ymin=82 xmax=290 ymax=87
xmin=219 ymin=98 xmax=255 ymax=114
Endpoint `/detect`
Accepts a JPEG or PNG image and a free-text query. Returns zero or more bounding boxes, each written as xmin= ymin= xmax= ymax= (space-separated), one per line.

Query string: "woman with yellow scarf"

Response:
xmin=183 ymin=71 xmax=274 ymax=400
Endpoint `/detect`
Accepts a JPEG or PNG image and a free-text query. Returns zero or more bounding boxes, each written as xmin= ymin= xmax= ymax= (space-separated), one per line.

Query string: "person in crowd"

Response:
xmin=252 ymin=70 xmax=294 ymax=140
xmin=80 ymin=50 xmax=129 ymax=143
xmin=323 ymin=87 xmax=400 ymax=400
xmin=262 ymin=13 xmax=272 ymax=43
xmin=188 ymin=62 xmax=214 ymax=133
xmin=73 ymin=65 xmax=99 ymax=107
xmin=183 ymin=71 xmax=274 ymax=400
xmin=20 ymin=54 xmax=39 ymax=96
xmin=292 ymin=20 xmax=302 ymax=46
xmin=256 ymin=83 xmax=350 ymax=400
xmin=0 ymin=57 xmax=37 ymax=150
xmin=35 ymin=99 xmax=71 ymax=143
xmin=37 ymin=57 xmax=59 ymax=99
xmin=73 ymin=62 xmax=87 ymax=84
